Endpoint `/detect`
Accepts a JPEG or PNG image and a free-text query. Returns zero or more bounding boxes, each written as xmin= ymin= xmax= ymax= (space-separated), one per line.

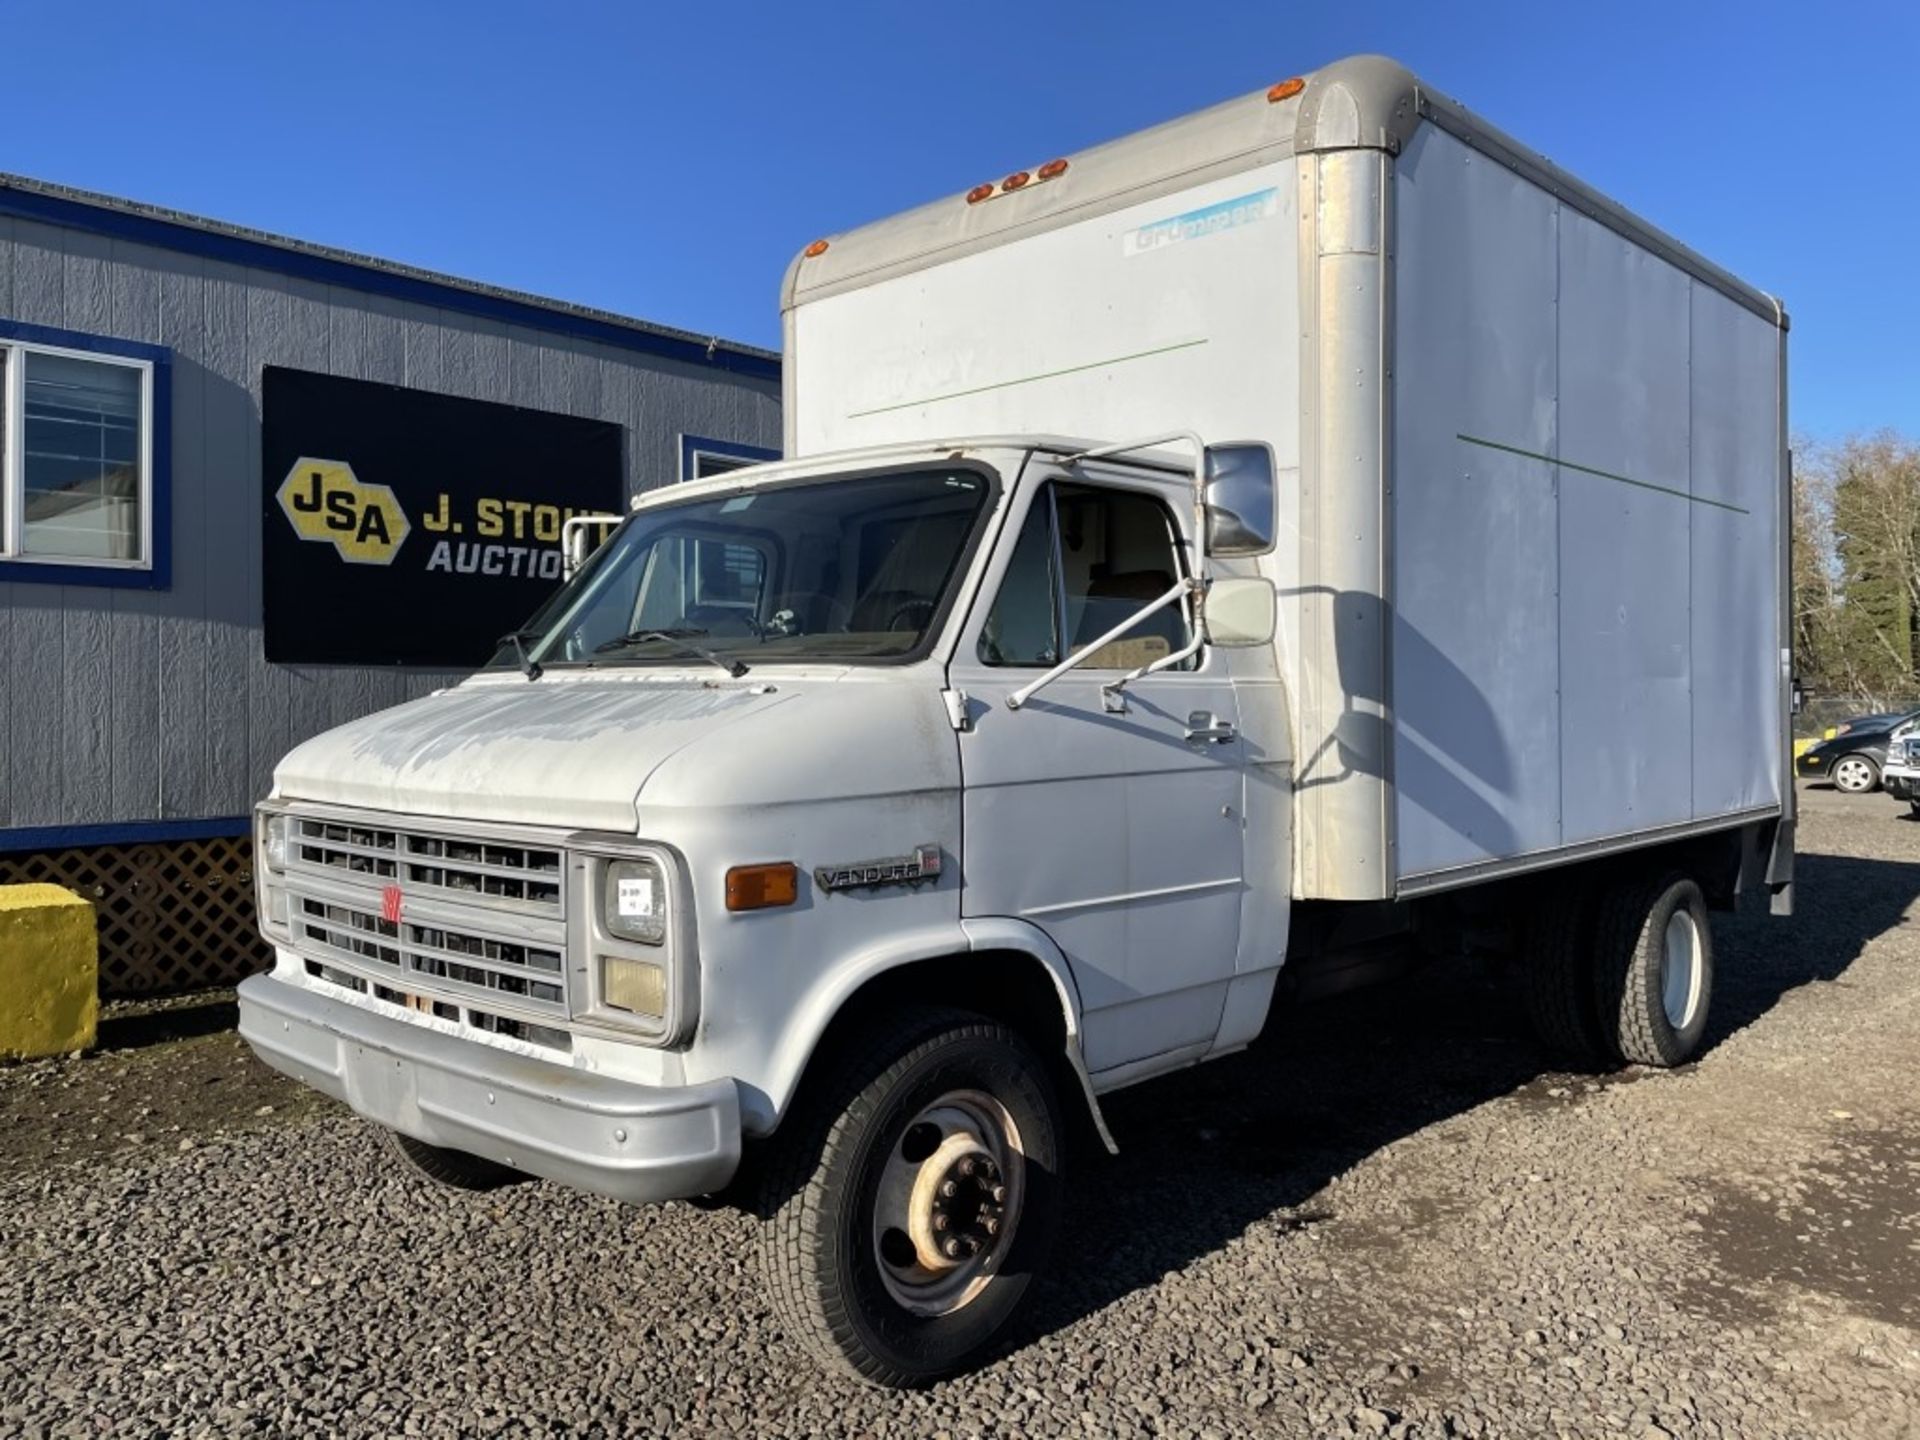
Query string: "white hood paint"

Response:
xmin=272 ymin=674 xmax=796 ymax=831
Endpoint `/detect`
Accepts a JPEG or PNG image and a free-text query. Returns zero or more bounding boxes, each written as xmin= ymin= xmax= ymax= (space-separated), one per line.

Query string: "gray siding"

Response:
xmin=0 ymin=215 xmax=780 ymax=830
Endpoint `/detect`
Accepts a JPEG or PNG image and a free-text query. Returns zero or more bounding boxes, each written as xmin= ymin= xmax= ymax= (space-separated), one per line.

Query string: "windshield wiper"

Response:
xmin=497 ymin=628 xmax=543 ymax=681
xmin=593 ymin=627 xmax=749 ymax=678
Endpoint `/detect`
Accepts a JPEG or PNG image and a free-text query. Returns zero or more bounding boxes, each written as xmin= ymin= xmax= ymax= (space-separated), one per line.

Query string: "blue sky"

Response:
xmin=4 ymin=1 xmax=1909 ymax=439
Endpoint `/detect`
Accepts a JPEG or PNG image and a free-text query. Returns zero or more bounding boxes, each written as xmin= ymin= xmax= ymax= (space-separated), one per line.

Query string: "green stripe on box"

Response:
xmin=849 ymin=338 xmax=1209 ymax=419
xmin=1457 ymin=433 xmax=1748 ymax=516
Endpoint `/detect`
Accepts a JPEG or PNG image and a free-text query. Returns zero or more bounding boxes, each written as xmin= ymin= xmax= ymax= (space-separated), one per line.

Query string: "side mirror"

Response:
xmin=1203 ymin=577 xmax=1276 ymax=648
xmin=561 ymin=512 xmax=624 ymax=580
xmin=1203 ymin=443 xmax=1278 ymax=557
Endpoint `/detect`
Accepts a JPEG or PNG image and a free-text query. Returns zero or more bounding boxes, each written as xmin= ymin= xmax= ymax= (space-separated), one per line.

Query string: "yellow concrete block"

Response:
xmin=0 ymin=884 xmax=99 ymax=1060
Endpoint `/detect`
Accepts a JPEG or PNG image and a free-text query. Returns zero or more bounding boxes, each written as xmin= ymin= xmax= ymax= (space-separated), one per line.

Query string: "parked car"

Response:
xmin=1881 ymin=722 xmax=1919 ymax=808
xmin=1826 ymin=711 xmax=1908 ymax=739
xmin=1795 ymin=710 xmax=1920 ymax=793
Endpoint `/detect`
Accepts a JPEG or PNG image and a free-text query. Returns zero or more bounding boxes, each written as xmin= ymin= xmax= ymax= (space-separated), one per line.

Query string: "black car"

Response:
xmin=1795 ymin=709 xmax=1920 ymax=794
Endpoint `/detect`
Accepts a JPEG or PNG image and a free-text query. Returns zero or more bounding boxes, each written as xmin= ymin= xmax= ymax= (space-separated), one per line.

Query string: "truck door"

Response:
xmin=949 ymin=474 xmax=1244 ymax=1075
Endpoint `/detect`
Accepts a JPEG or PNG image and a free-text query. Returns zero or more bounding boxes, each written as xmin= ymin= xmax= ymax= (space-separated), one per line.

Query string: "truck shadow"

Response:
xmin=1023 ymin=848 xmax=1920 ymax=1349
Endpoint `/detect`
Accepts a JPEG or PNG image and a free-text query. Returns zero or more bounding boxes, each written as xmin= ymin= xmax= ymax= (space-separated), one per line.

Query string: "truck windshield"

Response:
xmin=494 ymin=467 xmax=993 ymax=670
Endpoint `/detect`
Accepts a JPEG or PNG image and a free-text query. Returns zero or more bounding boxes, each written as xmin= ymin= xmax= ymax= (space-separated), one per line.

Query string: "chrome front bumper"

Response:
xmin=238 ymin=973 xmax=740 ymax=1204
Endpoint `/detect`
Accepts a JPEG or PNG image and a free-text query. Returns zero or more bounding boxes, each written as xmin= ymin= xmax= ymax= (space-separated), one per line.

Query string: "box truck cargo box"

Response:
xmin=785 ymin=54 xmax=1789 ymax=903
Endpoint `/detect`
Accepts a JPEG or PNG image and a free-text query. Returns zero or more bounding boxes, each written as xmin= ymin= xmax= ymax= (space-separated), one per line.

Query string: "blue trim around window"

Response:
xmin=0 ymin=816 xmax=250 ymax=854
xmin=679 ymin=433 xmax=782 ymax=481
xmin=0 ymin=319 xmax=172 ymax=591
xmin=0 ymin=184 xmax=780 ymax=384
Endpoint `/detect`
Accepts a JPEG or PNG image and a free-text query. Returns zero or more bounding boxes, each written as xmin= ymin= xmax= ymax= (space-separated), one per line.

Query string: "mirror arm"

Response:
xmin=1101 ymin=583 xmax=1209 ymax=709
xmin=1005 ymin=576 xmax=1199 ymax=711
xmin=1063 ymin=431 xmax=1209 ymax=558
xmin=561 ymin=512 xmax=624 ymax=580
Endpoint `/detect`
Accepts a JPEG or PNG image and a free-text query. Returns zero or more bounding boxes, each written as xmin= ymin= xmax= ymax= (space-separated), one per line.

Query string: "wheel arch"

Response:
xmin=750 ymin=918 xmax=1116 ymax=1154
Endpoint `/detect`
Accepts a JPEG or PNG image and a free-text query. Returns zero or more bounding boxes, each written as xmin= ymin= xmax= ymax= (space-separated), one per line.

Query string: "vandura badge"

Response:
xmin=813 ymin=846 xmax=943 ymax=894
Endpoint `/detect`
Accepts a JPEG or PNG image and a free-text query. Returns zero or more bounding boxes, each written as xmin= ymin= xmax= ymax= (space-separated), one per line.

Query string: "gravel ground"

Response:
xmin=2 ymin=782 xmax=1916 ymax=1439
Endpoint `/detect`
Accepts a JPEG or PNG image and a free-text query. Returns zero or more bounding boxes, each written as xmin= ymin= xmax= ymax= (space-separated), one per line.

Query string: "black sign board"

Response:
xmin=262 ymin=367 xmax=622 ymax=666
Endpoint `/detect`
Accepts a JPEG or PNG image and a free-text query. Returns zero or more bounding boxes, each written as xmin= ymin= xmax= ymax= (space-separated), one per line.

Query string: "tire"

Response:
xmin=380 ymin=1125 xmax=524 ymax=1192
xmin=1520 ymin=876 xmax=1607 ymax=1062
xmin=1592 ymin=869 xmax=1714 ymax=1068
xmin=756 ymin=1005 xmax=1063 ymax=1387
xmin=1831 ymin=753 xmax=1880 ymax=793
xmin=1910 ymin=799 xmax=1920 ymax=820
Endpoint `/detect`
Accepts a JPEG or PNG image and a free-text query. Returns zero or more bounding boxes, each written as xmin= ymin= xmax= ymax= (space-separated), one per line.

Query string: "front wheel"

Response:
xmin=756 ymin=1007 xmax=1063 ymax=1387
xmin=1831 ymin=753 xmax=1880 ymax=793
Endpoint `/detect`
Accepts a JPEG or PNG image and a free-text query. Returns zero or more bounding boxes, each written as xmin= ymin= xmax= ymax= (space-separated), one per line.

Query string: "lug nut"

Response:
xmin=958 ymin=1158 xmax=976 ymax=1177
xmin=991 ymin=1184 xmax=1007 ymax=1204
xmin=940 ymin=1180 xmax=958 ymax=1198
xmin=933 ymin=1214 xmax=949 ymax=1232
xmin=983 ymin=1217 xmax=1000 ymax=1236
xmin=943 ymin=1238 xmax=962 ymax=1259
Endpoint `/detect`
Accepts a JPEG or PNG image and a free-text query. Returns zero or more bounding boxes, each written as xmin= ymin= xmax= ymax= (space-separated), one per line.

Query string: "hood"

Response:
xmin=273 ymin=675 xmax=796 ymax=831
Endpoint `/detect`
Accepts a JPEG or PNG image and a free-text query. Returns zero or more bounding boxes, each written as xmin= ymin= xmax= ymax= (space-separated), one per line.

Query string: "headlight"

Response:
xmin=600 ymin=955 xmax=667 ymax=1018
xmin=261 ymin=812 xmax=290 ymax=872
xmin=603 ymin=858 xmax=667 ymax=946
xmin=254 ymin=807 xmax=292 ymax=944
xmin=579 ymin=847 xmax=692 ymax=1042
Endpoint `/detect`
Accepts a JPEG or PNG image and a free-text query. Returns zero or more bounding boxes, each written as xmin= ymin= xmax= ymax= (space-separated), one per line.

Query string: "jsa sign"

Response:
xmin=262 ymin=368 xmax=621 ymax=666
xmin=276 ymin=459 xmax=411 ymax=564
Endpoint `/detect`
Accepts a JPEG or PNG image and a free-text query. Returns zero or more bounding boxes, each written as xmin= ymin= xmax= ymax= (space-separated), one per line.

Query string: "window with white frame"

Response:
xmin=679 ymin=433 xmax=779 ymax=483
xmin=1 ymin=339 xmax=155 ymax=569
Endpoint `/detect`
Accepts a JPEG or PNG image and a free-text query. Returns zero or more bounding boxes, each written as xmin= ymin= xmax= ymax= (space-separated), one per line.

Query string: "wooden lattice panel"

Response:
xmin=0 ymin=836 xmax=272 ymax=996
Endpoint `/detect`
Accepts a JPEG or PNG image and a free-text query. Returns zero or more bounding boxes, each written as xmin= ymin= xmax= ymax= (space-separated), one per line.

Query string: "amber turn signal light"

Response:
xmin=966 ymin=183 xmax=996 ymax=204
xmin=1037 ymin=158 xmax=1069 ymax=180
xmin=726 ymin=862 xmax=801 ymax=912
xmin=1267 ymin=77 xmax=1305 ymax=103
xmin=802 ymin=239 xmax=830 ymax=258
xmin=1000 ymin=170 xmax=1031 ymax=192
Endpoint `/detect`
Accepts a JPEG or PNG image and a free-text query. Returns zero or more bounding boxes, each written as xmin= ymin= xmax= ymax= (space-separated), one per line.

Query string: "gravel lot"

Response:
xmin=2 ymin=782 xmax=1916 ymax=1439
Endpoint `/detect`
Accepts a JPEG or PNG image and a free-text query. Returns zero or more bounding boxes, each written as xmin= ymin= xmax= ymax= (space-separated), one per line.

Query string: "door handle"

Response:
xmin=1185 ymin=711 xmax=1235 ymax=744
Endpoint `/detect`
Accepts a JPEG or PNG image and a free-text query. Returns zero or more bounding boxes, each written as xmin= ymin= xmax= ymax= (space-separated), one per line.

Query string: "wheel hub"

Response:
xmin=872 ymin=1092 xmax=1025 ymax=1316
xmin=1661 ymin=909 xmax=1702 ymax=1030
xmin=910 ymin=1138 xmax=1007 ymax=1269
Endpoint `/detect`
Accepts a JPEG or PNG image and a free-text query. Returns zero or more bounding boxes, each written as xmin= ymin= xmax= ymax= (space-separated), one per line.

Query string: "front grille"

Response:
xmin=292 ymin=894 xmax=567 ymax=1016
xmin=292 ymin=818 xmax=563 ymax=913
xmin=283 ymin=812 xmax=571 ymax=1025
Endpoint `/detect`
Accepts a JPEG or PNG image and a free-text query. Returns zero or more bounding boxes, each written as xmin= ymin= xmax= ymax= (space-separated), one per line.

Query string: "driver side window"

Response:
xmin=978 ymin=482 xmax=1193 ymax=670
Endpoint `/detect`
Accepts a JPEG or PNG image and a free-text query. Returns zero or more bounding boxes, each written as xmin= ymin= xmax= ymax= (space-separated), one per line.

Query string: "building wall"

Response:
xmin=0 ymin=214 xmax=781 ymax=834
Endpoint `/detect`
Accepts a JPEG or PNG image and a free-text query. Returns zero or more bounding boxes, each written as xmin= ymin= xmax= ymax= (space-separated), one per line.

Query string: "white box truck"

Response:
xmin=239 ymin=55 xmax=1792 ymax=1384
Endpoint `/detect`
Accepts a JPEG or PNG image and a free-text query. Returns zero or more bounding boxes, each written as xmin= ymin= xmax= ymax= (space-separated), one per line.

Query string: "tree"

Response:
xmin=1790 ymin=441 xmax=1844 ymax=693
xmin=1796 ymin=432 xmax=1920 ymax=702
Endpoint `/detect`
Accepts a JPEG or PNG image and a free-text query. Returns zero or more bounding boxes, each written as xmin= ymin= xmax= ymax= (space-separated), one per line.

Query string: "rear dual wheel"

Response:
xmin=756 ymin=1006 xmax=1063 ymax=1387
xmin=1592 ymin=870 xmax=1713 ymax=1067
xmin=1523 ymin=867 xmax=1715 ymax=1068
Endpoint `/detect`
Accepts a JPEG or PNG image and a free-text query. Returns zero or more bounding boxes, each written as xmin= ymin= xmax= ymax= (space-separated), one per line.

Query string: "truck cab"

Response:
xmin=242 ymin=434 xmax=1286 ymax=1380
